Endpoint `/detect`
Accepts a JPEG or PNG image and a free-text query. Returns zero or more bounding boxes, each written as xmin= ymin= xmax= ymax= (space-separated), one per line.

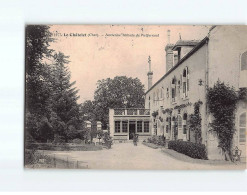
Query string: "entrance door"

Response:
xmin=129 ymin=123 xmax=136 ymax=140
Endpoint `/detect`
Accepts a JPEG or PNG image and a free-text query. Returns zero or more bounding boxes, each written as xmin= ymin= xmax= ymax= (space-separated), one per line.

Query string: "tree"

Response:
xmin=92 ymin=76 xmax=145 ymax=128
xmin=25 ymin=25 xmax=55 ymax=141
xmin=25 ymin=25 xmax=83 ymax=143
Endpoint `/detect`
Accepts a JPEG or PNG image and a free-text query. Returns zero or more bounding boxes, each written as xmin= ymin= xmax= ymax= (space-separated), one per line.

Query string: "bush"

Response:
xmin=146 ymin=136 xmax=166 ymax=146
xmin=168 ymin=140 xmax=207 ymax=160
xmin=53 ymin=135 xmax=66 ymax=144
xmin=72 ymin=138 xmax=83 ymax=144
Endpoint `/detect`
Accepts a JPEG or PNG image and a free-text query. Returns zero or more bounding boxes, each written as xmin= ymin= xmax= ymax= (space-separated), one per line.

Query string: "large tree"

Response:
xmin=25 ymin=25 xmax=82 ymax=143
xmin=91 ymin=76 xmax=145 ymax=128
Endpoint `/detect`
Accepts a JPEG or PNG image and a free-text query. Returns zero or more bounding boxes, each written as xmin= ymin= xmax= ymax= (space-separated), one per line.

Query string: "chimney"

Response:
xmin=165 ymin=30 xmax=174 ymax=73
xmin=147 ymin=56 xmax=153 ymax=90
xmin=167 ymin=30 xmax=170 ymax=44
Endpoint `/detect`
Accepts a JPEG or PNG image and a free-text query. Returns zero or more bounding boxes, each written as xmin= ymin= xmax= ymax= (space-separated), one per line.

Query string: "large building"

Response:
xmin=145 ymin=26 xmax=247 ymax=160
xmin=109 ymin=26 xmax=246 ymax=161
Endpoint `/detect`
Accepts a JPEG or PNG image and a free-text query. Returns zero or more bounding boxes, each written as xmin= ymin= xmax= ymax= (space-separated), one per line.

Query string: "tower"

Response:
xmin=165 ymin=30 xmax=174 ymax=73
xmin=147 ymin=56 xmax=153 ymax=90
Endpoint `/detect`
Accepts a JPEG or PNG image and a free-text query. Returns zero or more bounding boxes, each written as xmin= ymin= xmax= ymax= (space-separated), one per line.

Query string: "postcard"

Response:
xmin=24 ymin=25 xmax=247 ymax=169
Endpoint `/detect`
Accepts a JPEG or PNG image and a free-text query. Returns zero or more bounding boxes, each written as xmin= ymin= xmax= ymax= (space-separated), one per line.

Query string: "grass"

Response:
xmin=25 ymin=142 xmax=103 ymax=151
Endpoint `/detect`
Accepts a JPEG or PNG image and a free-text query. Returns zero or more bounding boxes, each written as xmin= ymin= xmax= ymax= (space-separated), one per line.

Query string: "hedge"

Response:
xmin=168 ymin=140 xmax=207 ymax=160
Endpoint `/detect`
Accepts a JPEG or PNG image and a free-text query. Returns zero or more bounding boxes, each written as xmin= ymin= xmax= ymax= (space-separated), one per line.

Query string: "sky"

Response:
xmin=49 ymin=25 xmax=211 ymax=104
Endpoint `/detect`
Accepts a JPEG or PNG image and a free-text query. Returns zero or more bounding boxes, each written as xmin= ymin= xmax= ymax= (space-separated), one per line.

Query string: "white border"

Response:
xmin=0 ymin=0 xmax=247 ymax=192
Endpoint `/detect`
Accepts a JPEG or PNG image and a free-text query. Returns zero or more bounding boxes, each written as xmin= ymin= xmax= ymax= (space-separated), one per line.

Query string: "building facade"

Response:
xmin=109 ymin=108 xmax=151 ymax=141
xmin=145 ymin=26 xmax=247 ymax=160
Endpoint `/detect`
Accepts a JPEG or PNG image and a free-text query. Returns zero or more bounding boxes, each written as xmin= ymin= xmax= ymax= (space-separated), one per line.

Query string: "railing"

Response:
xmin=114 ymin=109 xmax=150 ymax=116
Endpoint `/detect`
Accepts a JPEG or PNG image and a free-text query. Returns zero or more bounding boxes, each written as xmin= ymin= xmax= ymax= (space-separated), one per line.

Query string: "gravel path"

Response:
xmin=45 ymin=142 xmax=245 ymax=170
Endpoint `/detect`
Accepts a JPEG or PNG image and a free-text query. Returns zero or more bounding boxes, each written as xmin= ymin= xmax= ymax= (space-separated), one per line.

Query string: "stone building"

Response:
xmin=145 ymin=26 xmax=247 ymax=160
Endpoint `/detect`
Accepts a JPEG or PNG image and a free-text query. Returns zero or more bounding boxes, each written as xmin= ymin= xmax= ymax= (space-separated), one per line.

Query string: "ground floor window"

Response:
xmin=137 ymin=121 xmax=142 ymax=133
xmin=183 ymin=125 xmax=187 ymax=134
xmin=122 ymin=121 xmax=128 ymax=133
xmin=115 ymin=121 xmax=120 ymax=133
xmin=239 ymin=112 xmax=246 ymax=143
xmin=144 ymin=121 xmax=149 ymax=132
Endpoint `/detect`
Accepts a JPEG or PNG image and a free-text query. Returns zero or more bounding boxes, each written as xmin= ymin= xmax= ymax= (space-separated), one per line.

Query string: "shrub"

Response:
xmin=72 ymin=138 xmax=83 ymax=144
xmin=157 ymin=136 xmax=166 ymax=146
xmin=53 ymin=134 xmax=66 ymax=144
xmin=146 ymin=136 xmax=166 ymax=146
xmin=168 ymin=140 xmax=207 ymax=160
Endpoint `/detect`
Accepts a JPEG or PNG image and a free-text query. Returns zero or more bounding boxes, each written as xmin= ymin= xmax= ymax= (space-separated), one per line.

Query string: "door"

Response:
xmin=129 ymin=123 xmax=136 ymax=140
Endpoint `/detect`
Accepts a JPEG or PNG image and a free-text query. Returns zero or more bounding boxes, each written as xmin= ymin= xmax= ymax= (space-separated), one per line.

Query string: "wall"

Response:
xmin=146 ymin=43 xmax=208 ymax=143
xmin=206 ymin=26 xmax=247 ymax=160
xmin=208 ymin=26 xmax=247 ymax=88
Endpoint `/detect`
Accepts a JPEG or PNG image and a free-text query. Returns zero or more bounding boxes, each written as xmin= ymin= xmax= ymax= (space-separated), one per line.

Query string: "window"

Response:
xmin=137 ymin=121 xmax=143 ymax=133
xmin=122 ymin=121 xmax=128 ymax=133
xmin=144 ymin=121 xmax=149 ymax=132
xmin=178 ymin=115 xmax=182 ymax=129
xmin=182 ymin=67 xmax=189 ymax=98
xmin=241 ymin=51 xmax=247 ymax=71
xmin=114 ymin=121 xmax=120 ymax=133
xmin=240 ymin=51 xmax=247 ymax=88
xmin=183 ymin=113 xmax=187 ymax=134
xmin=166 ymin=117 xmax=170 ymax=133
xmin=171 ymin=77 xmax=176 ymax=102
xmin=166 ymin=88 xmax=169 ymax=98
xmin=239 ymin=112 xmax=246 ymax=143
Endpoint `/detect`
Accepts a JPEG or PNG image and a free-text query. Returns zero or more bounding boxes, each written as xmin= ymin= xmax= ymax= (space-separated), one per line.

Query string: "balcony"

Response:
xmin=114 ymin=108 xmax=150 ymax=116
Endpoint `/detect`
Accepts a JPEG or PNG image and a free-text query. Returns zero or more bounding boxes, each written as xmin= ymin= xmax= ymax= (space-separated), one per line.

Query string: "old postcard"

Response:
xmin=24 ymin=25 xmax=247 ymax=170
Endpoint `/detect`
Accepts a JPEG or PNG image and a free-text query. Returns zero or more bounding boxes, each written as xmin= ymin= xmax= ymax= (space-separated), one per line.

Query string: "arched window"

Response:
xmin=240 ymin=51 xmax=247 ymax=88
xmin=239 ymin=112 xmax=246 ymax=143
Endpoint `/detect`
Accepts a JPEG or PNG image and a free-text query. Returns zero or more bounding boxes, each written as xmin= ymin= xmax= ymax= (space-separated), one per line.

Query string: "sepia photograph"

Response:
xmin=24 ymin=25 xmax=247 ymax=170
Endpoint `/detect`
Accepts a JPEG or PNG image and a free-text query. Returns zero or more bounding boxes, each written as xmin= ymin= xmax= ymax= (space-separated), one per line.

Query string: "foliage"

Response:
xmin=174 ymin=102 xmax=192 ymax=110
xmin=207 ymin=81 xmax=238 ymax=160
xmin=72 ymin=138 xmax=83 ymax=144
xmin=81 ymin=76 xmax=145 ymax=128
xmin=25 ymin=143 xmax=102 ymax=151
xmin=146 ymin=135 xmax=166 ymax=146
xmin=168 ymin=140 xmax=207 ymax=160
xmin=188 ymin=100 xmax=203 ymax=144
xmin=162 ymin=108 xmax=173 ymax=115
xmin=152 ymin=111 xmax=159 ymax=117
xmin=103 ymin=132 xmax=113 ymax=149
xmin=25 ymin=25 xmax=83 ymax=144
xmin=238 ymin=88 xmax=247 ymax=102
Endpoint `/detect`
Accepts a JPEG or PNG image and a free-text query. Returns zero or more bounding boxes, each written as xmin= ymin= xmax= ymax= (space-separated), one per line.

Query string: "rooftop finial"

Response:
xmin=148 ymin=56 xmax=151 ymax=71
xmin=167 ymin=30 xmax=171 ymax=44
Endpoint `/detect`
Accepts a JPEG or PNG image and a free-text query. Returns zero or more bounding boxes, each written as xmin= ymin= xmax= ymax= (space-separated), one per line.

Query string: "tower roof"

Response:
xmin=172 ymin=40 xmax=201 ymax=51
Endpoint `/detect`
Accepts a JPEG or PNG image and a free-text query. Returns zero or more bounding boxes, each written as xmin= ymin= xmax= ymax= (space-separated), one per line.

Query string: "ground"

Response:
xmin=45 ymin=142 xmax=246 ymax=170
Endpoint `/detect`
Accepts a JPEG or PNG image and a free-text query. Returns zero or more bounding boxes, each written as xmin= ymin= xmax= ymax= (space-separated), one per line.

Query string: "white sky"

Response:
xmin=49 ymin=25 xmax=211 ymax=103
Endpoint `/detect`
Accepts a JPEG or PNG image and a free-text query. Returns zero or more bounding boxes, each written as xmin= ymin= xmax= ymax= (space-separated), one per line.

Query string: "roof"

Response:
xmin=145 ymin=36 xmax=209 ymax=95
xmin=172 ymin=40 xmax=201 ymax=51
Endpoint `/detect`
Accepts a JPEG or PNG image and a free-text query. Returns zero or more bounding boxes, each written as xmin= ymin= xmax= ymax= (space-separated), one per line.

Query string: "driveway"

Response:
xmin=45 ymin=142 xmax=245 ymax=170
